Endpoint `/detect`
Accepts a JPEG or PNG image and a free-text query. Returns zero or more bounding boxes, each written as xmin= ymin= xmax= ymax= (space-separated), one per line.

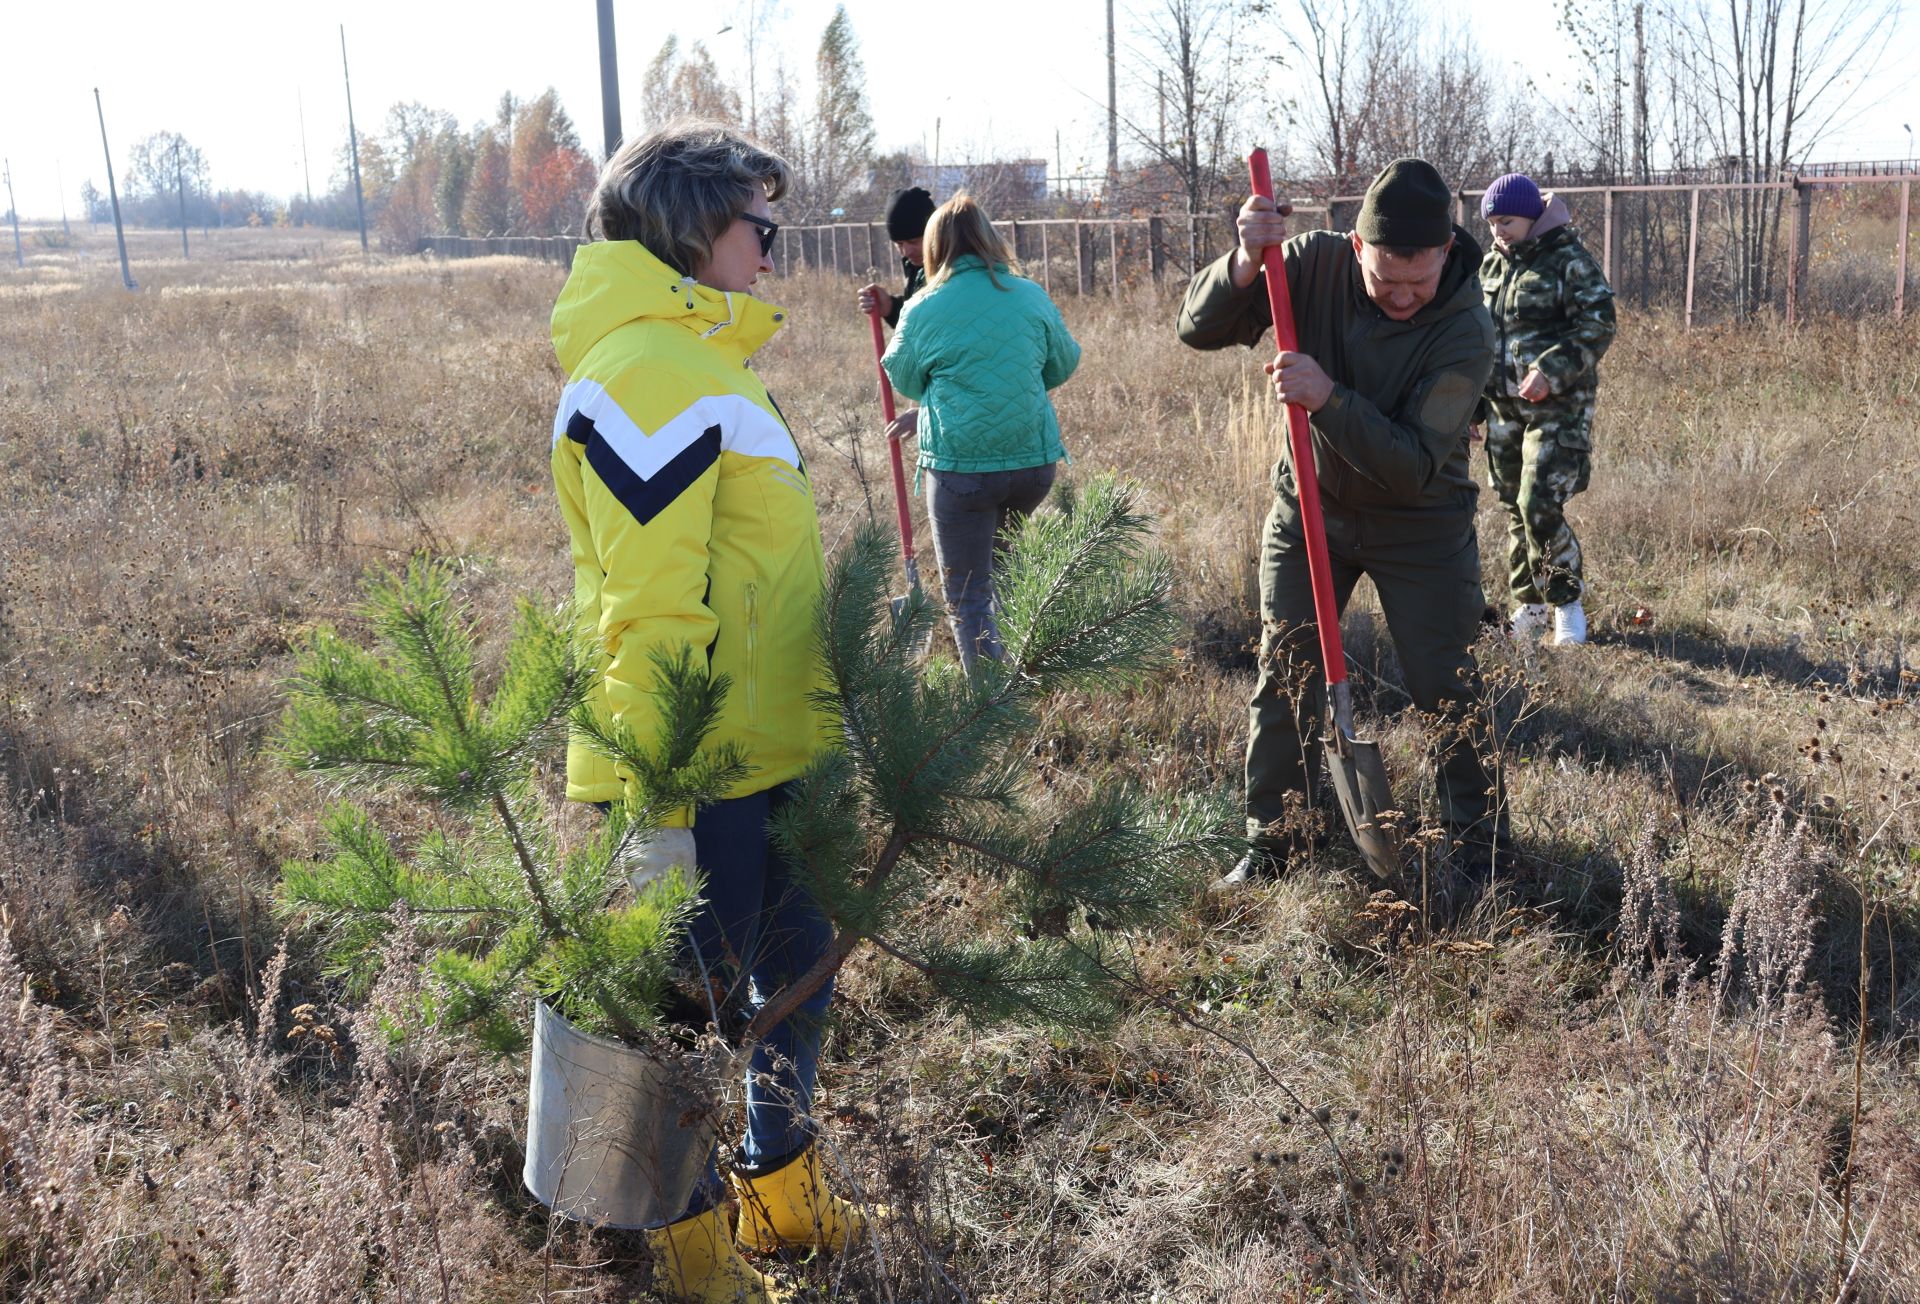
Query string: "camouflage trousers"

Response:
xmin=1484 ymin=395 xmax=1594 ymax=607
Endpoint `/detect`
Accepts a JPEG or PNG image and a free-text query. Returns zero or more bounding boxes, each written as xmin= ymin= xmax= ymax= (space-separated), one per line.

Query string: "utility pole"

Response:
xmin=56 ymin=160 xmax=71 ymax=238
xmin=1157 ymin=71 xmax=1167 ymax=159
xmin=94 ymin=89 xmax=136 ymax=290
xmin=174 ymin=139 xmax=190 ymax=258
xmin=298 ymin=88 xmax=314 ymax=206
xmin=1632 ymin=1 xmax=1649 ymax=309
xmin=744 ymin=0 xmax=760 ymax=135
xmin=4 ymin=159 xmax=22 ymax=269
xmin=596 ymin=0 xmax=622 ymax=159
xmin=1106 ymin=0 xmax=1119 ymax=198
xmin=341 ymin=25 xmax=368 ymax=252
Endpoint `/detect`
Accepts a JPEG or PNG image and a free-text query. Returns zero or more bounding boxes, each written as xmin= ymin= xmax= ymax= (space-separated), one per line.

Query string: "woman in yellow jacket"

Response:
xmin=551 ymin=123 xmax=857 ymax=1303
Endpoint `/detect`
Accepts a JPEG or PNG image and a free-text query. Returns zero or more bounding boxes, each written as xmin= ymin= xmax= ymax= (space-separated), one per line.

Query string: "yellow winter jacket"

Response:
xmin=550 ymin=239 xmax=829 ymax=817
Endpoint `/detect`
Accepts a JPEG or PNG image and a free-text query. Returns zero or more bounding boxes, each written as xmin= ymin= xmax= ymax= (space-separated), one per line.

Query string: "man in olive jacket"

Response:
xmin=1178 ymin=158 xmax=1507 ymax=885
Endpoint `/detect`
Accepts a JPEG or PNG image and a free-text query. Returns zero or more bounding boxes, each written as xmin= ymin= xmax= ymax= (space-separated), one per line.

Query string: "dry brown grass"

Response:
xmin=2 ymin=224 xmax=1918 ymax=1301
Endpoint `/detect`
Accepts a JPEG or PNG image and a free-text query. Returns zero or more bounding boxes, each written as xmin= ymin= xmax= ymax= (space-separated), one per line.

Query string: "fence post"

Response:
xmin=1602 ymin=189 xmax=1615 ymax=283
xmin=1040 ymin=223 xmax=1052 ymax=294
xmin=1109 ymin=223 xmax=1120 ymax=296
xmin=1684 ymin=188 xmax=1700 ymax=331
xmin=1075 ymin=222 xmax=1091 ymax=295
xmin=1148 ymin=216 xmax=1165 ymax=282
xmin=779 ymin=226 xmax=789 ymax=275
xmin=1455 ymin=189 xmax=1468 ymax=227
xmin=1009 ymin=220 xmax=1022 ymax=265
xmin=1897 ymin=179 xmax=1911 ymax=321
xmin=1787 ymin=180 xmax=1812 ymax=326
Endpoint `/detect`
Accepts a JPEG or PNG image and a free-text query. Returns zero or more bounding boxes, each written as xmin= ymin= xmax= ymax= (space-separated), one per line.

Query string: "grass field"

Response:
xmin=2 ymin=224 xmax=1919 ymax=1301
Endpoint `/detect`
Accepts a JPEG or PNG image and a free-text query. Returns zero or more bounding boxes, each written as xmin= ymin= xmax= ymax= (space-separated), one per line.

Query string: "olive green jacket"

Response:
xmin=1177 ymin=227 xmax=1495 ymax=519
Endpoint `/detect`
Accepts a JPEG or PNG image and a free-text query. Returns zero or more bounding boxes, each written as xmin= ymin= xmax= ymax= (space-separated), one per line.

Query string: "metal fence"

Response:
xmin=416 ymin=174 xmax=1916 ymax=326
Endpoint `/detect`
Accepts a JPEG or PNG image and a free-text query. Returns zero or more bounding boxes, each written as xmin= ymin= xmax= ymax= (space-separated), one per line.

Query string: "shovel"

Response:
xmin=866 ymin=306 xmax=926 ymax=628
xmin=1247 ymin=148 xmax=1399 ymax=879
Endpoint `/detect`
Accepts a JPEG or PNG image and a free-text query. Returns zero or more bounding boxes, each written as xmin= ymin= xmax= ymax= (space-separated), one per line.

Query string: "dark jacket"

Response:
xmin=882 ymin=256 xmax=927 ymax=328
xmin=1178 ymin=227 xmax=1495 ymax=519
xmin=1478 ymin=195 xmax=1616 ymax=405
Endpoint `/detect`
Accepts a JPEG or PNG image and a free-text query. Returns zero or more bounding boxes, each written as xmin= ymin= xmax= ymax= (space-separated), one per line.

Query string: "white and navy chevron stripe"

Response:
xmin=553 ymin=380 xmax=805 ymax=526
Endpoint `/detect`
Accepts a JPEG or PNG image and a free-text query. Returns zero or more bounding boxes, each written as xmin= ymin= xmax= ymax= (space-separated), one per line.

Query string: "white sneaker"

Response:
xmin=1552 ymin=600 xmax=1588 ymax=645
xmin=1508 ymin=603 xmax=1550 ymax=642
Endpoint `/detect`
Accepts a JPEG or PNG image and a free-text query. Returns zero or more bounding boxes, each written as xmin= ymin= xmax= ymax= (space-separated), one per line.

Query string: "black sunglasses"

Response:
xmin=739 ymin=212 xmax=778 ymax=257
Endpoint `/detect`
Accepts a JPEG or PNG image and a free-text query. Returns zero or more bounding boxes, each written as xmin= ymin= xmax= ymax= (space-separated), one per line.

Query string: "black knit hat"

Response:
xmin=1355 ymin=159 xmax=1453 ymax=249
xmin=885 ymin=186 xmax=936 ymax=240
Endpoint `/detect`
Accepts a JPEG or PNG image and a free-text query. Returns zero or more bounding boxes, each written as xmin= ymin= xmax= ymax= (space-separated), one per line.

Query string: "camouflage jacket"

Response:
xmin=1479 ymin=208 xmax=1615 ymax=404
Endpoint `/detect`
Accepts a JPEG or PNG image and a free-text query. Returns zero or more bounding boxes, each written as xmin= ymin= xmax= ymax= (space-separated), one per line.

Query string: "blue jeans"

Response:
xmin=925 ymin=463 xmax=1058 ymax=672
xmin=674 ymin=782 xmax=835 ymax=1217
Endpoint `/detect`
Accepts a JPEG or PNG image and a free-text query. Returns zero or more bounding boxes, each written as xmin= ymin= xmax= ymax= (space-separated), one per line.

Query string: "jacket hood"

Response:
xmin=1528 ymin=193 xmax=1573 ymax=241
xmin=1496 ymin=194 xmax=1575 ymax=258
xmin=551 ymin=239 xmax=788 ymax=374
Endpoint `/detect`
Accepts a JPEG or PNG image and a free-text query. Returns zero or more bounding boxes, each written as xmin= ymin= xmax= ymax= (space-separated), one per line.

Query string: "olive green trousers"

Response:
xmin=1246 ymin=491 xmax=1507 ymax=854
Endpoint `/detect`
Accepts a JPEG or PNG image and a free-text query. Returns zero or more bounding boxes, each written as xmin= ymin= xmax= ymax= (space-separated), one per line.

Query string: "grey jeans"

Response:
xmin=924 ymin=463 xmax=1058 ymax=672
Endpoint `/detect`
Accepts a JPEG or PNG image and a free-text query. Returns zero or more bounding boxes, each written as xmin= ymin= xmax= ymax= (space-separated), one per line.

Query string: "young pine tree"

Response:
xmin=274 ymin=558 xmax=743 ymax=1051
xmin=275 ymin=479 xmax=1232 ymax=1058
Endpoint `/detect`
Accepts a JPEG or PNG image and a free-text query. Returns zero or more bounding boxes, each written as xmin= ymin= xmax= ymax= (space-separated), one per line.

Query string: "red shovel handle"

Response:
xmin=1247 ymin=148 xmax=1346 ymax=690
xmin=867 ymin=307 xmax=918 ymax=571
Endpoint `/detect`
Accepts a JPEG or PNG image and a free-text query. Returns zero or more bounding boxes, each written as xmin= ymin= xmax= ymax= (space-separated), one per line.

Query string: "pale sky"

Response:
xmin=2 ymin=1 xmax=1915 ymax=220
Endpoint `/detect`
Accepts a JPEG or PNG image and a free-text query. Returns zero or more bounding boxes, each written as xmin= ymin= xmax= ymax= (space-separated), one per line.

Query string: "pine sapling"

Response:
xmin=274 ymin=557 xmax=744 ymax=1051
xmin=746 ymin=477 xmax=1237 ymax=1042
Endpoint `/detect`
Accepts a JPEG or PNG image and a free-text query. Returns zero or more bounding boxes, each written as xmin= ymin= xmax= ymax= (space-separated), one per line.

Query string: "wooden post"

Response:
xmin=1456 ymin=189 xmax=1468 ymax=227
xmin=779 ymin=226 xmax=790 ymax=274
xmin=1897 ymin=179 xmax=1910 ymax=321
xmin=1148 ymin=216 xmax=1165 ymax=282
xmin=1076 ymin=221 xmax=1092 ymax=295
xmin=1787 ymin=181 xmax=1812 ymax=326
xmin=1040 ymin=222 xmax=1052 ymax=293
xmin=1602 ymin=188 xmax=1615 ymax=283
xmin=1684 ymin=187 xmax=1700 ymax=331
xmin=1109 ymin=222 xmax=1120 ymax=296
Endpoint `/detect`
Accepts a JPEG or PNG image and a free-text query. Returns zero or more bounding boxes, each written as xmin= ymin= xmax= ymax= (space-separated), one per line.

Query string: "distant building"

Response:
xmin=909 ymin=159 xmax=1048 ymax=209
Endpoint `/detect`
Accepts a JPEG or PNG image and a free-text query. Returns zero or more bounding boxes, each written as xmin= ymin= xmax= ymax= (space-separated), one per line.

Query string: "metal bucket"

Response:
xmin=523 ymin=1000 xmax=719 ymax=1229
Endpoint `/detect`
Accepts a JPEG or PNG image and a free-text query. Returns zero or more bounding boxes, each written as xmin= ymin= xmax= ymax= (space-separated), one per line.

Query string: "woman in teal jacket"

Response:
xmin=881 ymin=193 xmax=1081 ymax=671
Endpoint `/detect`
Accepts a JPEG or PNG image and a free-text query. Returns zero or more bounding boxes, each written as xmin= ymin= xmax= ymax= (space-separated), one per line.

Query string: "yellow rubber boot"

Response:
xmin=731 ymin=1144 xmax=868 ymax=1254
xmin=643 ymin=1204 xmax=790 ymax=1303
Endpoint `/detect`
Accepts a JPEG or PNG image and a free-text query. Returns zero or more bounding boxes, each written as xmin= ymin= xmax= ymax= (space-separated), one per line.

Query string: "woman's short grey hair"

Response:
xmin=584 ymin=121 xmax=791 ymax=276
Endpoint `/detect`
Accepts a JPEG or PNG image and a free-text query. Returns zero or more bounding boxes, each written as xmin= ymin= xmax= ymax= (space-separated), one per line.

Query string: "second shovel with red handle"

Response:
xmin=867 ymin=306 xmax=928 ymax=631
xmin=1246 ymin=148 xmax=1399 ymax=878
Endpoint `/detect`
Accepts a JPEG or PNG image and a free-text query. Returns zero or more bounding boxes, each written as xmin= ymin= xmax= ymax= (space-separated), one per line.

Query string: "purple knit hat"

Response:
xmin=1481 ymin=173 xmax=1545 ymax=221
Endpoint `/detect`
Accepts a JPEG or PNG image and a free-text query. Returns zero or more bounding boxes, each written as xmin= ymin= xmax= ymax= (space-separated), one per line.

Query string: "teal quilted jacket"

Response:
xmin=881 ymin=255 xmax=1081 ymax=474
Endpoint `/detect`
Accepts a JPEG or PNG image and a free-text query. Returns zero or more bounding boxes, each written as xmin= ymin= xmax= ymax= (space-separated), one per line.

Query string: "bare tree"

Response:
xmin=727 ymin=0 xmax=788 ymax=136
xmin=1121 ymin=0 xmax=1251 ymax=269
xmin=773 ymin=5 xmax=875 ymax=222
xmin=1258 ymin=0 xmax=1363 ymax=186
xmin=1257 ymin=0 xmax=1545 ymax=199
xmin=1669 ymin=0 xmax=1898 ymax=313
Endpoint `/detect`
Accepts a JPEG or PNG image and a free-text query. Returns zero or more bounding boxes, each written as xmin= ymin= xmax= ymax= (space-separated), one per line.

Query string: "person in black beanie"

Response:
xmin=1178 ymin=157 xmax=1510 ymax=896
xmin=858 ymin=185 xmax=936 ymax=326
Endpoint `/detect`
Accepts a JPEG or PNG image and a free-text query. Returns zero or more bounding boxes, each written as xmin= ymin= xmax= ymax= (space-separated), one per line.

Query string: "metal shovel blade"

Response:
xmin=1324 ymin=684 xmax=1399 ymax=878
